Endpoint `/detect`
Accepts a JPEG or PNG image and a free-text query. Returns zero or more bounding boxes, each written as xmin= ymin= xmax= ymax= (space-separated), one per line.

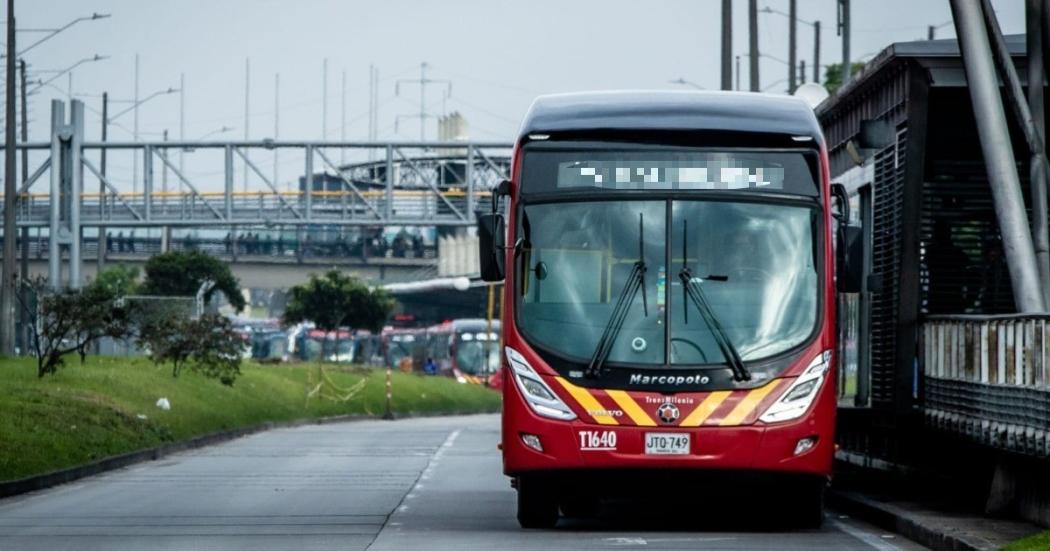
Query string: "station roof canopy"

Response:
xmin=520 ymin=90 xmax=824 ymax=145
xmin=818 ymin=34 xmax=1027 ymax=116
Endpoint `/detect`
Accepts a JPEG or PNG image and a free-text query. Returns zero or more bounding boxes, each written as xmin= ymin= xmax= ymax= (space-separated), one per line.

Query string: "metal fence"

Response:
xmin=923 ymin=315 xmax=1050 ymax=457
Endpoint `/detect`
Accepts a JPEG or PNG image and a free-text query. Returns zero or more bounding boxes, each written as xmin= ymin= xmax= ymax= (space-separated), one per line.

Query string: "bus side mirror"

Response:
xmin=477 ymin=212 xmax=506 ymax=282
xmin=837 ymin=224 xmax=863 ymax=293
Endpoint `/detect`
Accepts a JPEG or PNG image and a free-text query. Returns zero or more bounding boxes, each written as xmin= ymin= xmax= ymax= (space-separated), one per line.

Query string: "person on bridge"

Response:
xmin=128 ymin=230 xmax=136 ymax=253
xmin=116 ymin=231 xmax=125 ymax=253
xmin=224 ymin=232 xmax=233 ymax=255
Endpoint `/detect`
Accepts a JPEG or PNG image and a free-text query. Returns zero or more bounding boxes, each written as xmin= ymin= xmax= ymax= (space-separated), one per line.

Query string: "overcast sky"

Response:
xmin=11 ymin=0 xmax=1027 ymax=188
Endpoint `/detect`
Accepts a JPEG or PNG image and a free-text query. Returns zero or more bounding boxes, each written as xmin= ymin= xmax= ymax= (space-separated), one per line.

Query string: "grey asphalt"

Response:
xmin=0 ymin=414 xmax=926 ymax=550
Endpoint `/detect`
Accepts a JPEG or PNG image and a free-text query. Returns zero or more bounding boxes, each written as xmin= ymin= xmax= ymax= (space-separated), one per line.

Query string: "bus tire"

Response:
xmin=559 ymin=495 xmax=599 ymax=519
xmin=790 ymin=478 xmax=825 ymax=529
xmin=517 ymin=476 xmax=559 ymax=529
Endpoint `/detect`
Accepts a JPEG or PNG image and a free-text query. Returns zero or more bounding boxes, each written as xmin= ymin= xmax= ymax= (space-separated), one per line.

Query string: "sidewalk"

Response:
xmin=830 ymin=489 xmax=1043 ymax=551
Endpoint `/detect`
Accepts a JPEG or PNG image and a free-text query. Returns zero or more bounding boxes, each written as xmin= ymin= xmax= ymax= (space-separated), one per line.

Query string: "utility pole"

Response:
xmin=395 ymin=63 xmax=449 ymax=142
xmin=132 ymin=53 xmax=139 ymax=192
xmin=748 ymin=0 xmax=759 ymax=91
xmin=2 ymin=0 xmax=17 ymax=355
xmin=274 ymin=72 xmax=279 ymax=189
xmin=98 ymin=92 xmax=107 ymax=270
xmin=950 ymin=0 xmax=1045 ymax=312
xmin=179 ymin=72 xmax=185 ymax=176
xmin=18 ymin=57 xmax=27 ymax=353
xmin=721 ymin=0 xmax=732 ymax=90
xmin=340 ymin=69 xmax=346 ymax=164
xmin=839 ymin=0 xmax=852 ymax=83
xmin=813 ymin=21 xmax=821 ymax=83
xmin=161 ymin=129 xmax=169 ymax=196
xmin=788 ymin=0 xmax=797 ymax=93
xmin=322 ymin=58 xmax=328 ymax=141
xmin=243 ymin=57 xmax=250 ymax=193
xmin=735 ymin=55 xmax=741 ymax=91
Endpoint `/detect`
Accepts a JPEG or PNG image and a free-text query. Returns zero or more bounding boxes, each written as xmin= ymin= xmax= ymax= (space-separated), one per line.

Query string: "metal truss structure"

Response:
xmin=4 ymin=99 xmax=512 ymax=287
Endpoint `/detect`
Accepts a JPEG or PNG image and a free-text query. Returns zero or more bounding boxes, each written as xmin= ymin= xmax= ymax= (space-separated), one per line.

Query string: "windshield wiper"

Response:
xmin=677 ymin=220 xmax=751 ymax=382
xmin=585 ymin=212 xmax=648 ymax=379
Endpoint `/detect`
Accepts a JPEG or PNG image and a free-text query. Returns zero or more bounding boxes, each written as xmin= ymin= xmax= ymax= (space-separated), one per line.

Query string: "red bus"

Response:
xmin=477 ymin=91 xmax=861 ymax=528
xmin=424 ymin=319 xmax=502 ymax=385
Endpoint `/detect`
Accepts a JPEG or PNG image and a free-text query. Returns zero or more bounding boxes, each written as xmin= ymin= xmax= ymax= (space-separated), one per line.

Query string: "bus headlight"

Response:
xmin=505 ymin=347 xmax=577 ymax=421
xmin=759 ymin=351 xmax=831 ymax=424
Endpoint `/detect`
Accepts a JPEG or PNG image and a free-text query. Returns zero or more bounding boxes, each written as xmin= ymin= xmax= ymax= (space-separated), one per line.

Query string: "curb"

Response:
xmin=0 ymin=409 xmax=497 ymax=501
xmin=829 ymin=490 xmax=992 ymax=551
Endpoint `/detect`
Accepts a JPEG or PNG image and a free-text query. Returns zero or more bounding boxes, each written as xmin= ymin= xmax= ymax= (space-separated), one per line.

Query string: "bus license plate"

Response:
xmin=644 ymin=433 xmax=690 ymax=455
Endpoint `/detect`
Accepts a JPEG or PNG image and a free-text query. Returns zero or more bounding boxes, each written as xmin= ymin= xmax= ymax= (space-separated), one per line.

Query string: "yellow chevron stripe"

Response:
xmin=680 ymin=391 xmax=732 ymax=426
xmin=605 ymin=390 xmax=657 ymax=426
xmin=719 ymin=382 xmax=779 ymax=426
xmin=554 ymin=377 xmax=619 ymax=425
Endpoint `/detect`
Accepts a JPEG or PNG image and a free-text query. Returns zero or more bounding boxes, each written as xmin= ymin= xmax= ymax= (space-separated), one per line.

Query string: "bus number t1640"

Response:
xmin=579 ymin=430 xmax=617 ymax=451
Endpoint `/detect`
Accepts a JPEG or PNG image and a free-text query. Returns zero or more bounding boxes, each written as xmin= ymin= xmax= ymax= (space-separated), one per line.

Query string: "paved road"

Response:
xmin=0 ymin=414 xmax=926 ymax=550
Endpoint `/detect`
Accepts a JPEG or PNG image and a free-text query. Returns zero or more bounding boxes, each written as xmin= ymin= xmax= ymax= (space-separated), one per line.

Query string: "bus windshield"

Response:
xmin=455 ymin=332 xmax=500 ymax=375
xmin=518 ymin=199 xmax=818 ymax=369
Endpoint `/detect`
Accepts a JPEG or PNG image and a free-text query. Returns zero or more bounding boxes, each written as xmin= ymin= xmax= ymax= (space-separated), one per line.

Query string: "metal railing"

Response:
xmin=923 ymin=315 xmax=1050 ymax=457
xmin=7 ymin=99 xmax=512 ymax=288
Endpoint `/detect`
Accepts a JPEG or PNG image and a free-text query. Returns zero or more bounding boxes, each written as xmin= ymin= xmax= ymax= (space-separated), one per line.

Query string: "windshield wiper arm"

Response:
xmin=585 ymin=213 xmax=648 ymax=379
xmin=677 ymin=221 xmax=750 ymax=382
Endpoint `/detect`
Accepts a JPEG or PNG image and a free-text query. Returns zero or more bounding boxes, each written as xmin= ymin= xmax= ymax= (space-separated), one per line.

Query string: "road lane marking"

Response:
xmin=829 ymin=518 xmax=905 ymax=551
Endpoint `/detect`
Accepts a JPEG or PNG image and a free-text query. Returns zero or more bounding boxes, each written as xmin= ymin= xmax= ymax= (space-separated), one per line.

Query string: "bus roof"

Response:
xmin=519 ymin=91 xmax=823 ymax=146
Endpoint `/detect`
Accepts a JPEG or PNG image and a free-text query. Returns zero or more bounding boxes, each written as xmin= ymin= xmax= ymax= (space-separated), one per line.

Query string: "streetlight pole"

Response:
xmin=749 ymin=0 xmax=759 ymax=91
xmin=2 ymin=0 xmax=17 ymax=355
xmin=760 ymin=6 xmax=822 ymax=85
xmin=788 ymin=0 xmax=797 ymax=93
xmin=839 ymin=0 xmax=851 ymax=83
xmin=18 ymin=57 xmax=28 ymax=353
xmin=98 ymin=91 xmax=108 ymax=270
xmin=721 ymin=0 xmax=732 ymax=91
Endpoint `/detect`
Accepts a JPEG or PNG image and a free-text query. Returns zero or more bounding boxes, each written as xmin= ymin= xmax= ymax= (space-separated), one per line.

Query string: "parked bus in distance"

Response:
xmin=424 ymin=319 xmax=502 ymax=385
xmin=477 ymin=91 xmax=862 ymax=529
xmin=380 ymin=327 xmax=427 ymax=371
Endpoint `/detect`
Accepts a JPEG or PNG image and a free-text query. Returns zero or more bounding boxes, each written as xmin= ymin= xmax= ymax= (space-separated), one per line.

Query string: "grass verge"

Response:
xmin=0 ymin=356 xmax=501 ymax=482
xmin=1005 ymin=531 xmax=1050 ymax=551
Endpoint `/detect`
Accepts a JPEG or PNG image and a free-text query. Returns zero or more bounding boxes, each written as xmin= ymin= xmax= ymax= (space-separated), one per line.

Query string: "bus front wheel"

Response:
xmin=517 ymin=475 xmax=559 ymax=529
xmin=788 ymin=478 xmax=826 ymax=529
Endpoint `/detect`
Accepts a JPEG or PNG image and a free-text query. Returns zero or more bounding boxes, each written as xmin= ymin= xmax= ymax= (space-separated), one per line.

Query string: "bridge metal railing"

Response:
xmin=4 ymin=99 xmax=511 ymax=288
xmin=922 ymin=315 xmax=1050 ymax=458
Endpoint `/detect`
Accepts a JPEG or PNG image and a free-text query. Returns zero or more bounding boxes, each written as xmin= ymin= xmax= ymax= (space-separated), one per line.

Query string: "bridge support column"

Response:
xmin=160 ymin=226 xmax=171 ymax=253
xmin=46 ymin=99 xmax=85 ymax=289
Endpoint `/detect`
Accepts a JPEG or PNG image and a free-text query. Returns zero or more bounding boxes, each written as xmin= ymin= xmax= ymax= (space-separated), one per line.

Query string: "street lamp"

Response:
xmin=108 ymin=87 xmax=179 ymax=121
xmin=197 ymin=126 xmax=234 ymax=140
xmin=4 ymin=13 xmax=110 ymax=58
xmin=668 ymin=77 xmax=705 ymax=90
xmin=26 ymin=54 xmax=107 ymax=94
xmin=105 ymin=86 xmax=179 ymax=193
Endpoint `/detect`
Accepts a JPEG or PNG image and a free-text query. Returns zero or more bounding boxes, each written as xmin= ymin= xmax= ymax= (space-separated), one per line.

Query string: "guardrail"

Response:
xmin=923 ymin=315 xmax=1050 ymax=458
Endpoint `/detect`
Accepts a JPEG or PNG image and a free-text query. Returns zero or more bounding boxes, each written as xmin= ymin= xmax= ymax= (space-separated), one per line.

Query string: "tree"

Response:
xmin=140 ymin=250 xmax=246 ymax=312
xmin=141 ymin=313 xmax=243 ymax=385
xmin=88 ymin=264 xmax=140 ymax=299
xmin=283 ymin=270 xmax=395 ymax=360
xmin=18 ymin=277 xmax=130 ymax=377
xmin=823 ymin=62 xmax=868 ymax=95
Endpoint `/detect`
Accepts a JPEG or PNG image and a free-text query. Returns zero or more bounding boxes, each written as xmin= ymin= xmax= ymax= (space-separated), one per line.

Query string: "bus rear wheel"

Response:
xmin=517 ymin=475 xmax=559 ymax=529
